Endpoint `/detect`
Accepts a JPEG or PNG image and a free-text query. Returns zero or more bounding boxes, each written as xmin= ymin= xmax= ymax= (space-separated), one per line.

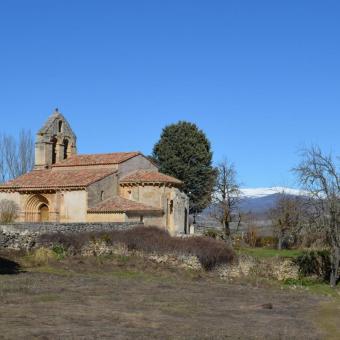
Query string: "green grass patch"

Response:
xmin=283 ymin=277 xmax=340 ymax=297
xmin=115 ymin=255 xmax=131 ymax=263
xmin=52 ymin=245 xmax=66 ymax=260
xmin=238 ymin=247 xmax=303 ymax=259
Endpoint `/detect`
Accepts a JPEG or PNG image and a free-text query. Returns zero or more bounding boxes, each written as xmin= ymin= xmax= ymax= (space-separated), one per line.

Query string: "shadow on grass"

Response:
xmin=0 ymin=257 xmax=20 ymax=274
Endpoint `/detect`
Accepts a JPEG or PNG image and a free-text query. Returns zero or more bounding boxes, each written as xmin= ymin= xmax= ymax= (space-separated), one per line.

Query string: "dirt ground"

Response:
xmin=0 ymin=251 xmax=335 ymax=339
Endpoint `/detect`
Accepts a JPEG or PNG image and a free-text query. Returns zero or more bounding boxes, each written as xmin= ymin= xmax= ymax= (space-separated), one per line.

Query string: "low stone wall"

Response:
xmin=193 ymin=224 xmax=223 ymax=235
xmin=0 ymin=222 xmax=143 ymax=250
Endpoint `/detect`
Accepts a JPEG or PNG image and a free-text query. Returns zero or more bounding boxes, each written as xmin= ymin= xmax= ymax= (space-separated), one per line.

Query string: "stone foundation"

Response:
xmin=0 ymin=222 xmax=142 ymax=250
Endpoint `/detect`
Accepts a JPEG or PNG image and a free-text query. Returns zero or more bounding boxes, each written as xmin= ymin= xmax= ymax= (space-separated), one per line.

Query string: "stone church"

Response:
xmin=0 ymin=110 xmax=189 ymax=235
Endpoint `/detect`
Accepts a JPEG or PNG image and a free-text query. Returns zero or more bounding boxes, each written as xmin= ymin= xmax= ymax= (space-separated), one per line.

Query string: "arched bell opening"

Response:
xmin=51 ymin=136 xmax=57 ymax=164
xmin=63 ymin=138 xmax=69 ymax=159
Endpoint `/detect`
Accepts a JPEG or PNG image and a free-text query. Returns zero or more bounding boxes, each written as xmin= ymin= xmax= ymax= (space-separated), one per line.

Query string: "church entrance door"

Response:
xmin=39 ymin=204 xmax=49 ymax=222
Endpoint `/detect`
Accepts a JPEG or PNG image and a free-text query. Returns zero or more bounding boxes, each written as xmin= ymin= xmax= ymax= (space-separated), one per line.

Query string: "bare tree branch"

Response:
xmin=211 ymin=159 xmax=241 ymax=240
xmin=269 ymin=192 xmax=304 ymax=249
xmin=294 ymin=146 xmax=340 ymax=288
xmin=0 ymin=129 xmax=34 ymax=183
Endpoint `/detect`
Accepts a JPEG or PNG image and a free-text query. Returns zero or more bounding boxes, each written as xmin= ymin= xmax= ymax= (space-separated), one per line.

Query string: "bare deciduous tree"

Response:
xmin=17 ymin=130 xmax=34 ymax=176
xmin=2 ymin=134 xmax=18 ymax=179
xmin=211 ymin=159 xmax=241 ymax=241
xmin=269 ymin=193 xmax=303 ymax=250
xmin=0 ymin=139 xmax=5 ymax=183
xmin=0 ymin=130 xmax=34 ymax=182
xmin=294 ymin=146 xmax=340 ymax=288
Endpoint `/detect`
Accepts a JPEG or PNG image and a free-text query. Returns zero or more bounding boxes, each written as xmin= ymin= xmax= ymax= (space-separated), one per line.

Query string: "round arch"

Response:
xmin=25 ymin=194 xmax=50 ymax=222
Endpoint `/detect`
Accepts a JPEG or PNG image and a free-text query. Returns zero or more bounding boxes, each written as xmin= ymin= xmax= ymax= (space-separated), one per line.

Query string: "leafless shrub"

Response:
xmin=38 ymin=226 xmax=235 ymax=270
xmin=182 ymin=236 xmax=235 ymax=270
xmin=38 ymin=232 xmax=91 ymax=255
xmin=0 ymin=199 xmax=19 ymax=223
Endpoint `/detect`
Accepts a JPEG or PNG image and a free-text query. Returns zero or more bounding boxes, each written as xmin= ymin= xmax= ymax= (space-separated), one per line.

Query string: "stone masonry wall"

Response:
xmin=0 ymin=222 xmax=142 ymax=250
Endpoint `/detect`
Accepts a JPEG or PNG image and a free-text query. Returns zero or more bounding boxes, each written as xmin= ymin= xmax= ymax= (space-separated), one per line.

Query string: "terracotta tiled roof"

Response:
xmin=120 ymin=170 xmax=182 ymax=185
xmin=52 ymin=152 xmax=140 ymax=167
xmin=0 ymin=168 xmax=116 ymax=190
xmin=88 ymin=196 xmax=163 ymax=214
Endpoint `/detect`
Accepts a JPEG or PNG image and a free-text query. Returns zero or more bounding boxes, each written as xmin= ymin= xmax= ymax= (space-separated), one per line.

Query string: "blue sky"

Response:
xmin=0 ymin=1 xmax=339 ymax=188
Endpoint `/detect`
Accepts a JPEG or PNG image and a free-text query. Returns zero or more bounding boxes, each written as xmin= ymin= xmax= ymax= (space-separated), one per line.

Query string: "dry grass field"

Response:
xmin=1 ymin=250 xmax=339 ymax=340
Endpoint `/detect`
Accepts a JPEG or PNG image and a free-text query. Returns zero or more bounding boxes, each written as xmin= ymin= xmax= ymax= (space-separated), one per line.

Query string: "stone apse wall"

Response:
xmin=0 ymin=222 xmax=142 ymax=250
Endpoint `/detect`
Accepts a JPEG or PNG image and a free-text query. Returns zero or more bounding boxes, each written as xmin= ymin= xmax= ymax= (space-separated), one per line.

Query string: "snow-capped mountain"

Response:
xmin=240 ymin=187 xmax=306 ymax=198
xmin=238 ymin=187 xmax=307 ymax=214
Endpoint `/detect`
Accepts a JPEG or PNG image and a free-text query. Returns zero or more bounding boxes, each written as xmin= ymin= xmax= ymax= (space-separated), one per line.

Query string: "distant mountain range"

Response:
xmin=238 ymin=187 xmax=306 ymax=214
xmin=196 ymin=187 xmax=306 ymax=230
xmin=240 ymin=187 xmax=305 ymax=199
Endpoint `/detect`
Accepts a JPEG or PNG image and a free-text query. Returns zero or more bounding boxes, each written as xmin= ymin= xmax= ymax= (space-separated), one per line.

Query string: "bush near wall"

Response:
xmin=293 ymin=250 xmax=332 ymax=282
xmin=39 ymin=226 xmax=235 ymax=270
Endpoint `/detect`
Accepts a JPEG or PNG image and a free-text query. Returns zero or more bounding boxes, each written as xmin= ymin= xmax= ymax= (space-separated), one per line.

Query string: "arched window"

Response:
xmin=101 ymin=191 xmax=105 ymax=201
xmin=63 ymin=139 xmax=69 ymax=159
xmin=51 ymin=137 xmax=57 ymax=164
xmin=58 ymin=120 xmax=63 ymax=133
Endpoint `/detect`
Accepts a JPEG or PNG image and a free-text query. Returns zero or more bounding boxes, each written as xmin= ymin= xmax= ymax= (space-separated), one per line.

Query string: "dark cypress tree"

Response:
xmin=152 ymin=121 xmax=216 ymax=216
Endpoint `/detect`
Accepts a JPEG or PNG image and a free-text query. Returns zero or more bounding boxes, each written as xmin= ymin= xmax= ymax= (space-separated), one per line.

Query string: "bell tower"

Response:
xmin=35 ymin=109 xmax=77 ymax=170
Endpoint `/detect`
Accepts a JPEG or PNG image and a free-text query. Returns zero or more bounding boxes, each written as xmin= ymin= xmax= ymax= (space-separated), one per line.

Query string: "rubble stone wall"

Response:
xmin=0 ymin=222 xmax=142 ymax=250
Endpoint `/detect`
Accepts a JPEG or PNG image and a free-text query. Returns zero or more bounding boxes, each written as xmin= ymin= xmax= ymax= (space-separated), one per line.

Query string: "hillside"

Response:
xmin=196 ymin=187 xmax=306 ymax=232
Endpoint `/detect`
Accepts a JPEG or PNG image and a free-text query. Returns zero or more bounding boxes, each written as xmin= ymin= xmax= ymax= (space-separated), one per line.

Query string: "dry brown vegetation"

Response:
xmin=1 ymin=227 xmax=339 ymax=339
xmin=0 ymin=249 xmax=332 ymax=339
xmin=0 ymin=199 xmax=19 ymax=223
xmin=38 ymin=226 xmax=235 ymax=270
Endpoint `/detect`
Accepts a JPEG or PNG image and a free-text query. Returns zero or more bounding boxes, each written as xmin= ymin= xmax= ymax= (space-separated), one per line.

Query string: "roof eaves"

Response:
xmin=0 ymin=169 xmax=118 ymax=191
xmin=2 ymin=185 xmax=87 ymax=190
xmin=120 ymin=179 xmax=182 ymax=185
xmin=87 ymin=208 xmax=163 ymax=214
xmin=87 ymin=210 xmax=125 ymax=214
